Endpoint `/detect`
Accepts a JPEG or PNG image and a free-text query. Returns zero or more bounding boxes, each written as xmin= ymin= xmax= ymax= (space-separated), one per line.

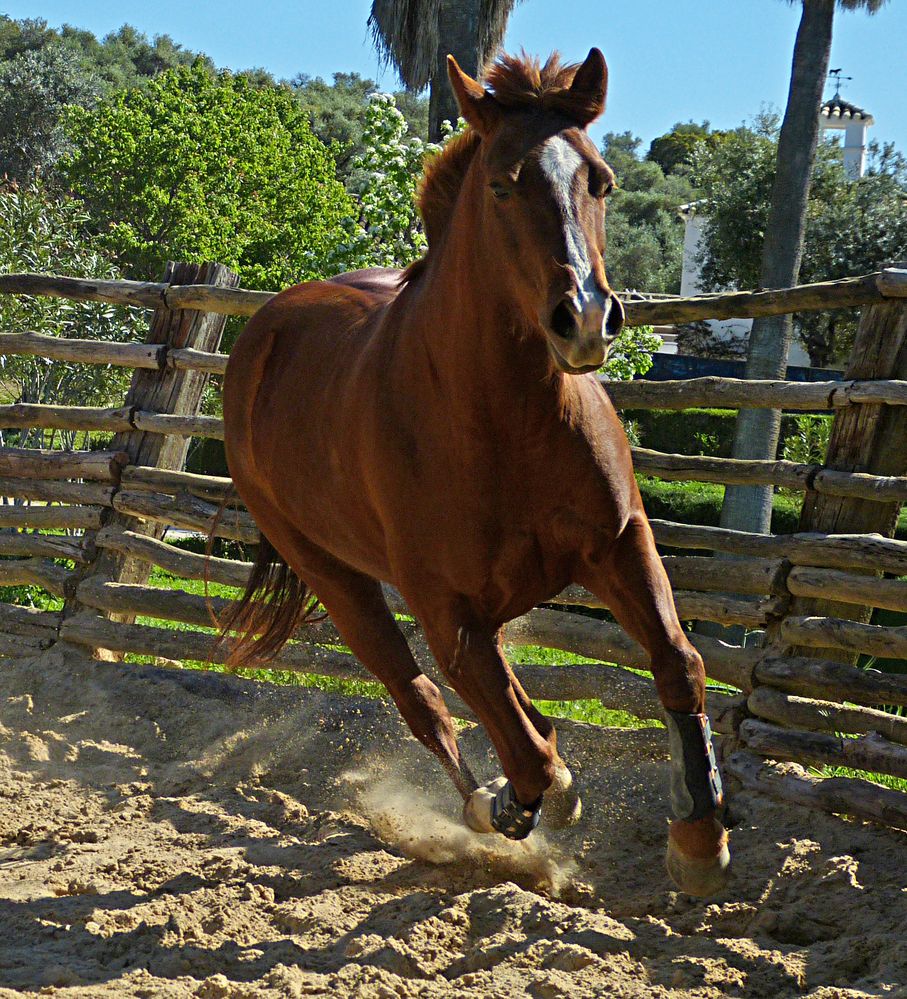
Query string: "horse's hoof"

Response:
xmin=665 ymin=823 xmax=731 ymax=898
xmin=463 ymin=778 xmax=541 ymax=840
xmin=543 ymin=764 xmax=582 ymax=829
xmin=463 ymin=777 xmax=508 ymax=834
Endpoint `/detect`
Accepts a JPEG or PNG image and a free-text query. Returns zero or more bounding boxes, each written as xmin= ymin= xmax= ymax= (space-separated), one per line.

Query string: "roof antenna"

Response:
xmin=828 ymin=68 xmax=852 ymax=101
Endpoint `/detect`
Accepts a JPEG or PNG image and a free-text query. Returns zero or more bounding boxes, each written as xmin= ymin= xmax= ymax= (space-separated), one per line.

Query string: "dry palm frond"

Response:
xmin=368 ymin=0 xmax=521 ymax=90
xmin=368 ymin=0 xmax=441 ymax=90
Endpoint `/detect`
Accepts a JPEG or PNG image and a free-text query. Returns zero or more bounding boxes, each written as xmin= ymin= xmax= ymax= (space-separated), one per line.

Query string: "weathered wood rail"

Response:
xmin=1 ymin=264 xmax=905 ymax=835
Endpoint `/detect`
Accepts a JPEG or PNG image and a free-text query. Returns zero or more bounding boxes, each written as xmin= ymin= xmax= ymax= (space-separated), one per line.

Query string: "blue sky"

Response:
xmin=4 ymin=1 xmax=905 ymax=151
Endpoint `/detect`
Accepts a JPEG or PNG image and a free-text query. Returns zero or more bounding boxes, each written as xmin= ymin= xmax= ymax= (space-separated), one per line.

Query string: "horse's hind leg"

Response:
xmin=240 ymin=513 xmax=477 ymax=800
xmin=576 ymin=514 xmax=730 ymax=897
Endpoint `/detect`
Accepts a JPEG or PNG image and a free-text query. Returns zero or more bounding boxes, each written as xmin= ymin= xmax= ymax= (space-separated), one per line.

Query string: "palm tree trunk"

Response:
xmin=720 ymin=0 xmax=835 ymax=535
xmin=429 ymin=0 xmax=480 ymax=141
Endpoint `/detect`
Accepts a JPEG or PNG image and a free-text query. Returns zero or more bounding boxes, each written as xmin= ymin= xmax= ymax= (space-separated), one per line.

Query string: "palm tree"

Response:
xmin=720 ymin=0 xmax=888 ymax=537
xmin=369 ymin=0 xmax=519 ymax=140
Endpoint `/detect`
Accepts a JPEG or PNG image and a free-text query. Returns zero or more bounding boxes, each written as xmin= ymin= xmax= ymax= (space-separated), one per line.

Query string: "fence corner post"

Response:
xmin=62 ymin=260 xmax=240 ymax=657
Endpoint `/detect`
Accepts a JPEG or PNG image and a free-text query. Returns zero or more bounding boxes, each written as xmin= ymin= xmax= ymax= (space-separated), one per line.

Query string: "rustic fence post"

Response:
xmin=787 ymin=288 xmax=907 ymax=662
xmin=63 ymin=261 xmax=239 ymax=648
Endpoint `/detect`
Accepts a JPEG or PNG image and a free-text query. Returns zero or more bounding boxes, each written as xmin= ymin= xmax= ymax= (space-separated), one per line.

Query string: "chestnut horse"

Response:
xmin=222 ymin=50 xmax=729 ymax=895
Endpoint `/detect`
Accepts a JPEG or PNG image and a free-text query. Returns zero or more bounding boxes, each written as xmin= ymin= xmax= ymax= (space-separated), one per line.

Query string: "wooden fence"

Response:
xmin=1 ymin=263 xmax=906 ymax=832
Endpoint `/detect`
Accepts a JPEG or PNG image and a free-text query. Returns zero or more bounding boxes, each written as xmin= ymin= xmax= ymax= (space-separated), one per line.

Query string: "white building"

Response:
xmin=677 ymin=93 xmax=874 ymax=368
xmin=819 ymin=94 xmax=874 ymax=179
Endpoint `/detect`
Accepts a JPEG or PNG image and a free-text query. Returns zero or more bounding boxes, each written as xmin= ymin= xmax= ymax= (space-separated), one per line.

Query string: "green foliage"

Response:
xmin=689 ymin=117 xmax=780 ymax=293
xmin=796 ymin=142 xmax=907 ymax=366
xmin=293 ymin=71 xmax=428 ymax=175
xmin=0 ymin=183 xmax=143 ymax=444
xmin=336 ymin=94 xmax=441 ymax=270
xmin=0 ymin=42 xmax=102 ymax=179
xmin=62 ymin=64 xmax=356 ymax=287
xmin=620 ymin=417 xmax=642 ymax=448
xmin=0 ymin=16 xmax=211 ymax=91
xmin=626 ymin=407 xmax=826 ymax=461
xmin=781 ymin=415 xmax=832 ymax=466
xmin=692 ymin=119 xmax=907 ymax=366
xmin=60 ymin=23 xmax=213 ymax=91
xmin=0 ymin=16 xmax=56 ymax=60
xmin=601 ymin=325 xmax=662 ymax=382
xmin=600 ymin=131 xmax=695 ymax=294
xmin=647 ymin=121 xmax=713 ymax=176
xmin=637 ymin=477 xmax=804 ymax=535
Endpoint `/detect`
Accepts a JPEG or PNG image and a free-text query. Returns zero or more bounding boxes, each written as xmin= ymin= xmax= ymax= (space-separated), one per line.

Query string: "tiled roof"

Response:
xmin=820 ymin=96 xmax=873 ymax=123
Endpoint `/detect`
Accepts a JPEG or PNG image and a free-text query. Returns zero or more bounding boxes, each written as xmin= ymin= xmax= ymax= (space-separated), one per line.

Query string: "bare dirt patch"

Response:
xmin=1 ymin=648 xmax=904 ymax=998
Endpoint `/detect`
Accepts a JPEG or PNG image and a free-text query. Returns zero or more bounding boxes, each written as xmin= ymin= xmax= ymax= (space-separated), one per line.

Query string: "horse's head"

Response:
xmin=448 ymin=49 xmax=625 ymax=374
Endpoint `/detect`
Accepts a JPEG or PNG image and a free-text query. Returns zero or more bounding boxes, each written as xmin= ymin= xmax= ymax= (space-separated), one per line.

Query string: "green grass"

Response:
xmin=813 ymin=764 xmax=907 ymax=794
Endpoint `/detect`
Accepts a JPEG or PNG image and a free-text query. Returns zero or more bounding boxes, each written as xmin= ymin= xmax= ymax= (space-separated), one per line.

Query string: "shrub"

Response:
xmin=0 ymin=182 xmax=144 ymax=448
xmin=626 ymin=407 xmax=830 ymax=459
xmin=781 ymin=414 xmax=832 ymax=466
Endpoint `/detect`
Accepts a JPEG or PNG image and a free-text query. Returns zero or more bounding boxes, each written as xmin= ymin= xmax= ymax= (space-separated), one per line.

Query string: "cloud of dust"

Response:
xmin=342 ymin=766 xmax=578 ymax=896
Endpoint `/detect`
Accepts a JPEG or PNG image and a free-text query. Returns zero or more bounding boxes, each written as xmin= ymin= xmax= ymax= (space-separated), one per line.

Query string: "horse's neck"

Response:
xmin=398 ymin=207 xmax=556 ymax=412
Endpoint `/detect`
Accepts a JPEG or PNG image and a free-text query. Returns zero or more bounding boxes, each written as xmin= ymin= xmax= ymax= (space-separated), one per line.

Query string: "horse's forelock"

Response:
xmin=484 ymin=51 xmax=603 ymax=126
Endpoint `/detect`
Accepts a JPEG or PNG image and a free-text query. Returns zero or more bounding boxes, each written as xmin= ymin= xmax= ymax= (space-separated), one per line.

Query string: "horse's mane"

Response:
xmin=403 ymin=52 xmax=593 ymax=286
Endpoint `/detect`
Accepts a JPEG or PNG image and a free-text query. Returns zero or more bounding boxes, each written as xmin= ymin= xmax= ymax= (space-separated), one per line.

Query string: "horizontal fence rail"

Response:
xmin=2 ymin=265 xmax=906 ymax=323
xmin=605 ymin=377 xmax=907 ymax=410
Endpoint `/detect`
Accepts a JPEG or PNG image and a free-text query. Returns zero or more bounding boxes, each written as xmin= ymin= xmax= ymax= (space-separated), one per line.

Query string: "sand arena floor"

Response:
xmin=0 ymin=647 xmax=905 ymax=998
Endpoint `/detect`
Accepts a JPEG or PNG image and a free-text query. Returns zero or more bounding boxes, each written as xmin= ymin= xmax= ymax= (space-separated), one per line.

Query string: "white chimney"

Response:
xmin=820 ymin=95 xmax=874 ymax=179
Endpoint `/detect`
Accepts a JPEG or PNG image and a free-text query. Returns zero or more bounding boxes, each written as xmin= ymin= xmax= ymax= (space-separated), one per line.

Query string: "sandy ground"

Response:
xmin=1 ymin=647 xmax=905 ymax=999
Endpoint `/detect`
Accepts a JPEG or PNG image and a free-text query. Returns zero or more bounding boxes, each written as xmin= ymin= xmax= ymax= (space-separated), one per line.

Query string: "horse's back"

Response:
xmin=328 ymin=267 xmax=403 ymax=302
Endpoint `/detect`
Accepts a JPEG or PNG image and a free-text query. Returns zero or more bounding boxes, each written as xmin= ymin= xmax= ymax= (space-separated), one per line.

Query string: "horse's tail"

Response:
xmin=206 ymin=495 xmax=320 ymax=670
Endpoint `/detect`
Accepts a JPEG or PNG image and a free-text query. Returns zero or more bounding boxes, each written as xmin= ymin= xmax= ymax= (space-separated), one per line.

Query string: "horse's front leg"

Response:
xmin=411 ymin=597 xmax=565 ymax=840
xmin=576 ymin=514 xmax=730 ymax=897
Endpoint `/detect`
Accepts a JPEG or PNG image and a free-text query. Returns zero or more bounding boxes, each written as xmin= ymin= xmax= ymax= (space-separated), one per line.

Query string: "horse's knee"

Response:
xmin=652 ymin=640 xmax=706 ymax=714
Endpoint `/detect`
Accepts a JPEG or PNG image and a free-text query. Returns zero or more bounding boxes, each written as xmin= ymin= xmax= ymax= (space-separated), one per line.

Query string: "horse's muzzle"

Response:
xmin=546 ymin=291 xmax=624 ymax=373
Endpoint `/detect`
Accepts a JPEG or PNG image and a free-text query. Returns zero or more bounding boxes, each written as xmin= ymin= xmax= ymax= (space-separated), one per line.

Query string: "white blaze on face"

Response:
xmin=538 ymin=135 xmax=601 ymax=310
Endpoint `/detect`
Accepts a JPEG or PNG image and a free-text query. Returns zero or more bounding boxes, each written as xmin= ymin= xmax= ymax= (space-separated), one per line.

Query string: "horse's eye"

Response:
xmin=590 ymin=170 xmax=615 ymax=199
xmin=489 ymin=180 xmax=511 ymax=201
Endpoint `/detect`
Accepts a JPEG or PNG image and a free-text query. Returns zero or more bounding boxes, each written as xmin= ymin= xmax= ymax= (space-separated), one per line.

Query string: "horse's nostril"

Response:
xmin=605 ymin=296 xmax=625 ymax=337
xmin=551 ymin=301 xmax=577 ymax=339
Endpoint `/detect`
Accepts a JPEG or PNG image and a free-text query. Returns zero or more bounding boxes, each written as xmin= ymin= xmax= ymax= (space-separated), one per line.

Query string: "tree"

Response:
xmin=368 ymin=0 xmax=519 ymax=141
xmin=62 ymin=64 xmax=357 ymax=289
xmin=0 ymin=182 xmax=144 ymax=447
xmin=691 ymin=116 xmax=786 ymax=293
xmin=796 ymin=144 xmax=907 ymax=365
xmin=600 ymin=131 xmax=696 ymax=294
xmin=693 ymin=123 xmax=907 ymax=367
xmin=721 ymin=0 xmax=889 ymax=537
xmin=0 ymin=42 xmax=102 ymax=180
xmin=0 ymin=16 xmax=54 ymax=61
xmin=647 ymin=121 xmax=713 ymax=176
xmin=0 ymin=16 xmax=212 ymax=92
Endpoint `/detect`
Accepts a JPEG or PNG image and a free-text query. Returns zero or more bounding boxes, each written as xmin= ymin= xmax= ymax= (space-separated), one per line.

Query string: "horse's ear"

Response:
xmin=568 ymin=48 xmax=608 ymax=126
xmin=447 ymin=55 xmax=502 ymax=137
